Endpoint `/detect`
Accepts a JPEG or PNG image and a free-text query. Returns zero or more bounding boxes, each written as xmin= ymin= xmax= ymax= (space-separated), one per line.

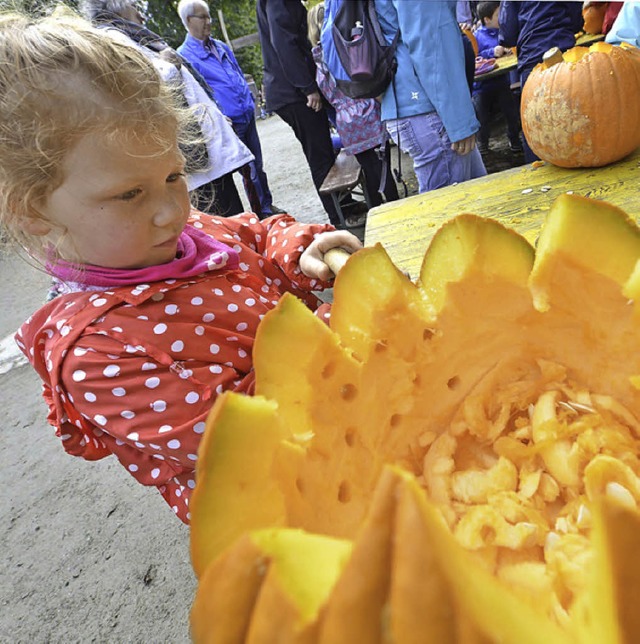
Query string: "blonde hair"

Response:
xmin=307 ymin=2 xmax=324 ymax=48
xmin=0 ymin=7 xmax=186 ymax=259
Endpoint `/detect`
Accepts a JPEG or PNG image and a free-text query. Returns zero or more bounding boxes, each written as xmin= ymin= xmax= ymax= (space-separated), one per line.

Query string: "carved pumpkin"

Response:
xmin=582 ymin=4 xmax=607 ymax=35
xmin=191 ymin=195 xmax=640 ymax=642
xmin=521 ymin=43 xmax=640 ymax=168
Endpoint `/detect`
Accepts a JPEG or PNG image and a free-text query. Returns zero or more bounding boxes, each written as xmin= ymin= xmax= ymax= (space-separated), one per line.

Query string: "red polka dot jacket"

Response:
xmin=15 ymin=211 xmax=334 ymax=523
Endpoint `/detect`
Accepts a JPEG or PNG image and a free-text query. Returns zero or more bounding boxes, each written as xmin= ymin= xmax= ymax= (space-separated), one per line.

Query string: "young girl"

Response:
xmin=307 ymin=2 xmax=399 ymax=212
xmin=0 ymin=9 xmax=361 ymax=524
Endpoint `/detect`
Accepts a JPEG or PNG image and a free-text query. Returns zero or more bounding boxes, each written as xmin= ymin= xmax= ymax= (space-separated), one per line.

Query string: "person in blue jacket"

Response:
xmin=374 ymin=0 xmax=486 ymax=194
xmin=499 ymin=1 xmax=583 ymax=162
xmin=177 ymin=0 xmax=277 ymax=218
xmin=605 ymin=0 xmax=640 ymax=46
xmin=473 ymin=1 xmax=522 ymax=155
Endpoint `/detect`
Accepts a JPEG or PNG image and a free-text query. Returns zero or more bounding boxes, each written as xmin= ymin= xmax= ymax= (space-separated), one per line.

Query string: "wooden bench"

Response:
xmin=319 ymin=150 xmax=372 ymax=228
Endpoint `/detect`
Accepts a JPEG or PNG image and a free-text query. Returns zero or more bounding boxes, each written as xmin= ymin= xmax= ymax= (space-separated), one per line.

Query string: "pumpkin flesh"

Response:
xmin=191 ymin=195 xmax=640 ymax=641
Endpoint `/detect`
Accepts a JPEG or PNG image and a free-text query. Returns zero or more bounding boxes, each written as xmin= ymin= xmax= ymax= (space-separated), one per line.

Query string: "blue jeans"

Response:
xmin=233 ymin=115 xmax=274 ymax=215
xmin=386 ymin=112 xmax=486 ymax=193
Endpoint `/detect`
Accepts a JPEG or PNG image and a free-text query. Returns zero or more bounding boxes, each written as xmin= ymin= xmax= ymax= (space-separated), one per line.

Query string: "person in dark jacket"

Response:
xmin=499 ymin=1 xmax=583 ymax=162
xmin=473 ymin=1 xmax=522 ymax=155
xmin=256 ymin=0 xmax=349 ymax=229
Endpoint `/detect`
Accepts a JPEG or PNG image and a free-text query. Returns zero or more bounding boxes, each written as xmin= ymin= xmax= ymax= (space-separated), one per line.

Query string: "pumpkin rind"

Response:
xmin=521 ymin=44 xmax=640 ymax=168
xmin=191 ymin=529 xmax=352 ymax=644
xmin=191 ymin=195 xmax=640 ymax=641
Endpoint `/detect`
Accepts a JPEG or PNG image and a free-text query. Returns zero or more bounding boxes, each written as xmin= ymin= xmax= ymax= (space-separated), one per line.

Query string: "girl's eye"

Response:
xmin=118 ymin=188 xmax=142 ymax=201
xmin=167 ymin=172 xmax=186 ymax=184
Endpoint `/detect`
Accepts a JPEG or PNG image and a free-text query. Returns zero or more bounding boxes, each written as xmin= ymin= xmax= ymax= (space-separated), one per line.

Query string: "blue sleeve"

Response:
xmin=393 ymin=0 xmax=478 ymax=143
xmin=606 ymin=1 xmax=640 ymax=45
xmin=320 ymin=0 xmax=348 ymax=81
xmin=499 ymin=1 xmax=519 ymax=47
xmin=475 ymin=28 xmax=498 ymax=58
xmin=221 ymin=42 xmax=242 ymax=72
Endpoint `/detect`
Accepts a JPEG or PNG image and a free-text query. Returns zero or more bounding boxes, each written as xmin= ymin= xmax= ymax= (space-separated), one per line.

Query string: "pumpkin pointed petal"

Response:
xmin=419 ymin=214 xmax=534 ymax=316
xmin=190 ymin=393 xmax=285 ymax=577
xmin=530 ymin=194 xmax=640 ymax=311
xmin=318 ymin=467 xmax=398 ymax=643
xmin=390 ymin=469 xmax=461 ymax=643
xmin=331 ymin=243 xmax=429 ymax=360
xmin=190 ymin=534 xmax=267 ymax=644
xmin=579 ymin=497 xmax=640 ymax=643
xmin=411 ymin=478 xmax=568 ymax=644
xmin=246 ymin=529 xmax=352 ymax=643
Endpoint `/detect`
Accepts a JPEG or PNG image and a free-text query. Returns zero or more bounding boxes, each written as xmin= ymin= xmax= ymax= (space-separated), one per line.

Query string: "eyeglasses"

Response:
xmin=189 ymin=14 xmax=211 ymax=22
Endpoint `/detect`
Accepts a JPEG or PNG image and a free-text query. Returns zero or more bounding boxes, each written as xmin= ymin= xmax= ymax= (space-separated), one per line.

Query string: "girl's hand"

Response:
xmin=300 ymin=230 xmax=363 ymax=281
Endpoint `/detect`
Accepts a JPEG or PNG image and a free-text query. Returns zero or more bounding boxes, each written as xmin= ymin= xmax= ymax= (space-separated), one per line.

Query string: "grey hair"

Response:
xmin=176 ymin=0 xmax=209 ymax=28
xmin=80 ymin=0 xmax=136 ymax=20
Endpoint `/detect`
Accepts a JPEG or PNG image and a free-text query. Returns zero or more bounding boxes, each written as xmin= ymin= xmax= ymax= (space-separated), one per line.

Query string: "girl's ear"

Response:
xmin=23 ymin=209 xmax=53 ymax=237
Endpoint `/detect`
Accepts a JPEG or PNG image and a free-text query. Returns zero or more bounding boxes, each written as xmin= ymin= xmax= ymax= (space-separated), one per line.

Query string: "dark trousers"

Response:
xmin=275 ymin=102 xmax=340 ymax=227
xmin=233 ymin=115 xmax=274 ymax=216
xmin=519 ymin=66 xmax=539 ymax=164
xmin=472 ymin=82 xmax=521 ymax=147
xmin=355 ymin=146 xmax=399 ymax=207
xmin=191 ymin=172 xmax=243 ymax=217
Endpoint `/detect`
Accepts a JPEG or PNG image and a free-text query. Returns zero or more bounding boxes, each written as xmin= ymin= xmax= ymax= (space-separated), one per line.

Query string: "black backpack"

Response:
xmin=331 ymin=0 xmax=399 ymax=100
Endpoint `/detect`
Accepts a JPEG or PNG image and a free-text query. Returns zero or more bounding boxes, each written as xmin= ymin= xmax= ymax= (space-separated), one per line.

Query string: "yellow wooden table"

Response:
xmin=364 ymin=148 xmax=640 ymax=279
xmin=475 ymin=32 xmax=605 ymax=81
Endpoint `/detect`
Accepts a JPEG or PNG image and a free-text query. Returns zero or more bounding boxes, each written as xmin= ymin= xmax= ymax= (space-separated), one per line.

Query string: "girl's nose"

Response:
xmin=153 ymin=193 xmax=186 ymax=228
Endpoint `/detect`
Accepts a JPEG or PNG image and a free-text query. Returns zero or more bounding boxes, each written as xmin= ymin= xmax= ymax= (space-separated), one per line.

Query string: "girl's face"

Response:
xmin=34 ymin=132 xmax=191 ymax=269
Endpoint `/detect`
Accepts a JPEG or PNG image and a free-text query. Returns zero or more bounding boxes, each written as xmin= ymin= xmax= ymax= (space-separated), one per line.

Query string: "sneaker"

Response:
xmin=342 ymin=200 xmax=368 ymax=215
xmin=509 ymin=139 xmax=524 ymax=153
xmin=266 ymin=205 xmax=288 ymax=215
xmin=344 ymin=212 xmax=367 ymax=229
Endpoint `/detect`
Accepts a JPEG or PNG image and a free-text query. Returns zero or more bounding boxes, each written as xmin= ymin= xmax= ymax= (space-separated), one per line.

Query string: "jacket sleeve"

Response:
xmin=499 ymin=1 xmax=519 ymax=47
xmin=57 ymin=331 xmax=256 ymax=487
xmin=475 ymin=29 xmax=498 ymax=59
xmin=393 ymin=0 xmax=479 ymax=143
xmin=201 ymin=211 xmax=336 ymax=292
xmin=263 ymin=0 xmax=318 ymax=96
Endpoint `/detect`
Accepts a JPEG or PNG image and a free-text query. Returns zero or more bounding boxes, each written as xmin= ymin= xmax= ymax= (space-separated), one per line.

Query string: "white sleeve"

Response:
xmin=179 ymin=67 xmax=255 ymax=188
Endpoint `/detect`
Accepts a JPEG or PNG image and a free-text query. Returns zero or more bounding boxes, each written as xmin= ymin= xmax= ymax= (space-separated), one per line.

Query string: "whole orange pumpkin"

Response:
xmin=521 ymin=43 xmax=640 ymax=168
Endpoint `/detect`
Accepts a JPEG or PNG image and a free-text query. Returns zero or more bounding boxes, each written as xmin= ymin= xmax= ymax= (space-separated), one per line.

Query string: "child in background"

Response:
xmin=472 ymin=1 xmax=522 ymax=155
xmin=0 ymin=9 xmax=361 ymax=524
xmin=308 ymin=1 xmax=399 ymax=213
xmin=499 ymin=1 xmax=584 ymax=162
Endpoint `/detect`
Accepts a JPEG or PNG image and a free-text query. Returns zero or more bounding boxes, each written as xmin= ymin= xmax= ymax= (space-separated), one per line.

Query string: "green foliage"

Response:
xmin=0 ymin=0 xmax=264 ymax=86
xmin=145 ymin=0 xmax=263 ymax=86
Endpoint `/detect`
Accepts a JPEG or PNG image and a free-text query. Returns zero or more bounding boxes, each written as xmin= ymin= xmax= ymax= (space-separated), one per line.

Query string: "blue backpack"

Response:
xmin=320 ymin=0 xmax=399 ymax=100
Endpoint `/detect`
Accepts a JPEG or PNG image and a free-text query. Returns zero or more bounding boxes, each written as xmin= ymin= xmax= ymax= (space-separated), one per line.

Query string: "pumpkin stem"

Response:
xmin=542 ymin=47 xmax=564 ymax=69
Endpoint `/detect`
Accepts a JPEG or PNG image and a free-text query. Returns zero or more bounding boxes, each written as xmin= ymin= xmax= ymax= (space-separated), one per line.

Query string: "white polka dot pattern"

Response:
xmin=19 ymin=211 xmax=334 ymax=524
